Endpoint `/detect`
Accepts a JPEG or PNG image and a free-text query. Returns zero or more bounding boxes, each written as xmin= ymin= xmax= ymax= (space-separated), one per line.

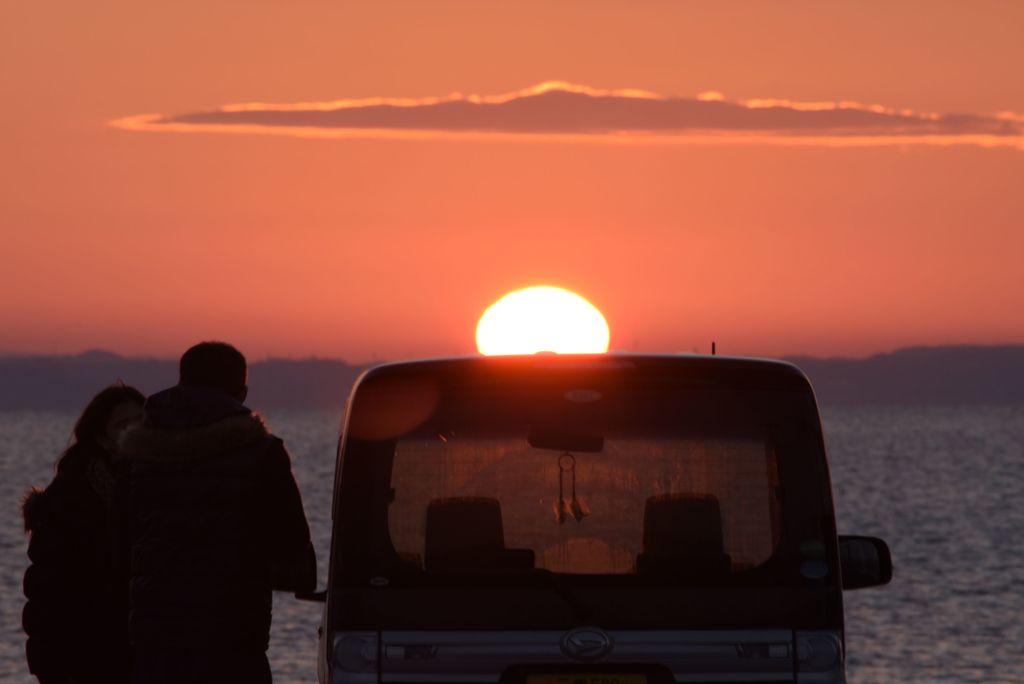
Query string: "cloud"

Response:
xmin=111 ymin=81 xmax=1024 ymax=149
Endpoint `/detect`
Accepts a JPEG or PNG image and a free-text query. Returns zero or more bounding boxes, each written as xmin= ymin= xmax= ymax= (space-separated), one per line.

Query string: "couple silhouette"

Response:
xmin=23 ymin=341 xmax=314 ymax=684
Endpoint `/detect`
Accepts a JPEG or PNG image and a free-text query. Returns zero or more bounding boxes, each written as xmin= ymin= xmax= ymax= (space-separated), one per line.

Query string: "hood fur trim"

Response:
xmin=120 ymin=413 xmax=271 ymax=463
xmin=22 ymin=487 xmax=43 ymax=533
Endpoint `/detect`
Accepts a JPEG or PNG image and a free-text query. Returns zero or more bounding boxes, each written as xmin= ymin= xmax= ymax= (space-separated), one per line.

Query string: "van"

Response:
xmin=315 ymin=354 xmax=892 ymax=684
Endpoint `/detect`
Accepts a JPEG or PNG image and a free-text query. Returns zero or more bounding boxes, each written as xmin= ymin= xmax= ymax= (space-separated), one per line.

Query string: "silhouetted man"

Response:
xmin=122 ymin=342 xmax=314 ymax=684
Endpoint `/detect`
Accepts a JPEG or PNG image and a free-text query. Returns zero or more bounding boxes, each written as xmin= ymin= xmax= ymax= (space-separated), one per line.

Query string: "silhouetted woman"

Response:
xmin=22 ymin=383 xmax=145 ymax=684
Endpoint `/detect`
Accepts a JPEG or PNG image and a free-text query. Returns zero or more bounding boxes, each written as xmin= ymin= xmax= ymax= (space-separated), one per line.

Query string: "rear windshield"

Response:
xmin=334 ymin=366 xmax=835 ymax=588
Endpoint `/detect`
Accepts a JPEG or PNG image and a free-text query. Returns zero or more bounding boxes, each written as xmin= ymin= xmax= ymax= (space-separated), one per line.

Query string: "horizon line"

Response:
xmin=3 ymin=342 xmax=1023 ymax=366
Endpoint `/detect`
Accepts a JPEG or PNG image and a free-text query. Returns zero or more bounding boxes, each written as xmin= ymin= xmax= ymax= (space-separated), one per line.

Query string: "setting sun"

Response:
xmin=475 ymin=286 xmax=611 ymax=356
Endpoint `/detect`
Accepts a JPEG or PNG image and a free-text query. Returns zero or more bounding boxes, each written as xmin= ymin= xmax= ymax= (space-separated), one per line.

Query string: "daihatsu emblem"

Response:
xmin=561 ymin=628 xmax=613 ymax=661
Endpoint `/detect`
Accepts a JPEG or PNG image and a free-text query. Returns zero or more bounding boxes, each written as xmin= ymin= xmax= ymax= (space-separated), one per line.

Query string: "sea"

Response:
xmin=2 ymin=405 xmax=1022 ymax=683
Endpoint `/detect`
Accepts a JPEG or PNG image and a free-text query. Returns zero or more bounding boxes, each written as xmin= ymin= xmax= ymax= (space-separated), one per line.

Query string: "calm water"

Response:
xmin=2 ymin=405 xmax=1022 ymax=683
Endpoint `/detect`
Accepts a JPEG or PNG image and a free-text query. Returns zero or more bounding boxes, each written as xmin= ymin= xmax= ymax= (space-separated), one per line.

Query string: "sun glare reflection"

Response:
xmin=475 ymin=286 xmax=610 ymax=356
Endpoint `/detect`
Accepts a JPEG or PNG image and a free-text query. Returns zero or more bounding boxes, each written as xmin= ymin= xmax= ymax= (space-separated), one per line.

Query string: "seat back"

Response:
xmin=424 ymin=497 xmax=534 ymax=573
xmin=426 ymin=496 xmax=505 ymax=557
xmin=636 ymin=493 xmax=731 ymax=578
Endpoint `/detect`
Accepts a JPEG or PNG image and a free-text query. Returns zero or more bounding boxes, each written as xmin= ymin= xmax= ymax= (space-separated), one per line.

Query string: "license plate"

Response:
xmin=526 ymin=674 xmax=647 ymax=684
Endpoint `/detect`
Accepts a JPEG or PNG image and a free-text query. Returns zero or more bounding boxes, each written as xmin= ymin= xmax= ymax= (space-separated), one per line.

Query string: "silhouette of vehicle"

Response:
xmin=312 ymin=354 xmax=891 ymax=684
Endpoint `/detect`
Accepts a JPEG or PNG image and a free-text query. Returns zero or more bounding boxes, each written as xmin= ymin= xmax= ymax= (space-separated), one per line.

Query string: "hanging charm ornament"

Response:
xmin=554 ymin=452 xmax=571 ymax=523
xmin=568 ymin=453 xmax=590 ymax=522
xmin=554 ymin=451 xmax=589 ymax=524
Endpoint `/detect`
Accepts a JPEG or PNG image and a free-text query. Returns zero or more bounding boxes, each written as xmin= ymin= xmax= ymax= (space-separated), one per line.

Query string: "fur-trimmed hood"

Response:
xmin=121 ymin=385 xmax=271 ymax=463
xmin=120 ymin=413 xmax=270 ymax=462
xmin=22 ymin=487 xmax=44 ymax=533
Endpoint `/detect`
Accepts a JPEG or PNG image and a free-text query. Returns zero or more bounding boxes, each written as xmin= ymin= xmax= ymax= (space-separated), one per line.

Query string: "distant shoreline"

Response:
xmin=2 ymin=345 xmax=1022 ymax=409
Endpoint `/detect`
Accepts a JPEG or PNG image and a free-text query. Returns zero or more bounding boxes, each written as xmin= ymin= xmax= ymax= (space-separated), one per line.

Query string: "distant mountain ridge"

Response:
xmin=0 ymin=353 xmax=365 ymax=412
xmin=784 ymin=345 xmax=1024 ymax=405
xmin=1 ymin=345 xmax=1022 ymax=410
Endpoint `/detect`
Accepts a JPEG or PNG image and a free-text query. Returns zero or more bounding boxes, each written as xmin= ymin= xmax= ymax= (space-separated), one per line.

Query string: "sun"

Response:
xmin=475 ymin=286 xmax=610 ymax=356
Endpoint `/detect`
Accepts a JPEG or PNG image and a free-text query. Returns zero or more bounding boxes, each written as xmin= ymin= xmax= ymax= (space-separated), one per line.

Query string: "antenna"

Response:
xmin=711 ymin=341 xmax=716 ymax=356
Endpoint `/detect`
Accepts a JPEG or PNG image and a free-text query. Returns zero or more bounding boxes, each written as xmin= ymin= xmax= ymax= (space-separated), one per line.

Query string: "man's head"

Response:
xmin=179 ymin=341 xmax=248 ymax=402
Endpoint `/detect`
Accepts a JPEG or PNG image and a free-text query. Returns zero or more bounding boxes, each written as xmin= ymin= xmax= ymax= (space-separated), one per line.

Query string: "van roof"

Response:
xmin=352 ymin=353 xmax=814 ymax=395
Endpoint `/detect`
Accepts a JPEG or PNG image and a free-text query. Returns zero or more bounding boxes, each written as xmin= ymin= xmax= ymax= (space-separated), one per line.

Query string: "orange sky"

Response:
xmin=3 ymin=1 xmax=1023 ymax=361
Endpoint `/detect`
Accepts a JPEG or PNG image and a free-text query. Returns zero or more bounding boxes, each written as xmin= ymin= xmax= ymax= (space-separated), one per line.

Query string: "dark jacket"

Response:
xmin=22 ymin=456 xmax=131 ymax=684
xmin=121 ymin=385 xmax=314 ymax=654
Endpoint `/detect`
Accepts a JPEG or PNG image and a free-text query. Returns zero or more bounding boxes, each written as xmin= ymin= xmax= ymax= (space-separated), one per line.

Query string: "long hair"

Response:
xmin=55 ymin=382 xmax=145 ymax=475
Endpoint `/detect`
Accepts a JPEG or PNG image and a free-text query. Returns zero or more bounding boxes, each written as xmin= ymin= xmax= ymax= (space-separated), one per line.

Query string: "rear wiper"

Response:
xmin=528 ymin=568 xmax=593 ymax=623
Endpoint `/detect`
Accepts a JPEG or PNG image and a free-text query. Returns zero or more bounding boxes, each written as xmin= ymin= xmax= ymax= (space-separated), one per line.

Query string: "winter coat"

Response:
xmin=22 ymin=455 xmax=132 ymax=684
xmin=120 ymin=385 xmax=314 ymax=655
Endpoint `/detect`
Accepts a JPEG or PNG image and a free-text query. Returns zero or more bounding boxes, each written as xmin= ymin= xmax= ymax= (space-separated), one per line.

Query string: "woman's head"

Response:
xmin=57 ymin=383 xmax=145 ymax=473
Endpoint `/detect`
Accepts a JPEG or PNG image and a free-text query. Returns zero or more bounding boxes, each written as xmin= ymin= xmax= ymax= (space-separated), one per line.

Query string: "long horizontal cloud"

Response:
xmin=111 ymin=81 xmax=1024 ymax=148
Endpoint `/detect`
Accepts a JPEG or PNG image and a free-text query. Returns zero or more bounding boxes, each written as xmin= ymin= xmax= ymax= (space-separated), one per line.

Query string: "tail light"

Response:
xmin=330 ymin=632 xmax=379 ymax=684
xmin=795 ymin=630 xmax=844 ymax=683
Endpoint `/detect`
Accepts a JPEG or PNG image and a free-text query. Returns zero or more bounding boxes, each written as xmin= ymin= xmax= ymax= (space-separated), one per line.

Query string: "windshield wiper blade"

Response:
xmin=528 ymin=568 xmax=593 ymax=623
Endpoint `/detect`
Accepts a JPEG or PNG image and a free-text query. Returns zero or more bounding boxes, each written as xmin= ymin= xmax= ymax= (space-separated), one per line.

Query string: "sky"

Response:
xmin=3 ymin=1 xmax=1023 ymax=362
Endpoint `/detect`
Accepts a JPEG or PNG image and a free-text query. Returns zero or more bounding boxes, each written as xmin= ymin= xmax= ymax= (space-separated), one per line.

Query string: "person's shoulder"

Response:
xmin=21 ymin=470 xmax=83 ymax=533
xmin=252 ymin=415 xmax=289 ymax=462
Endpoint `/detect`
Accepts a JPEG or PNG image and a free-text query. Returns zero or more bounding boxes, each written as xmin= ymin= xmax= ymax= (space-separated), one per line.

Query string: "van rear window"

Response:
xmin=388 ymin=433 xmax=782 ymax=576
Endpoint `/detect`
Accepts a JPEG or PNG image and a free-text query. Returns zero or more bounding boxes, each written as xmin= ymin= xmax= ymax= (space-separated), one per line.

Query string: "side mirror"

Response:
xmin=839 ymin=535 xmax=893 ymax=590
